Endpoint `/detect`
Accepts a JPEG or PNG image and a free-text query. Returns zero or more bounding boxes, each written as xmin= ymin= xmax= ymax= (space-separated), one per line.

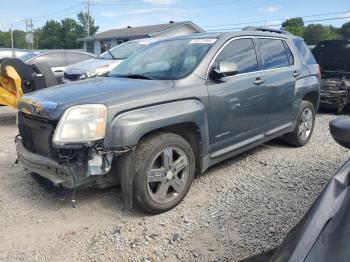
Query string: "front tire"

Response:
xmin=284 ymin=100 xmax=315 ymax=147
xmin=133 ymin=132 xmax=195 ymax=214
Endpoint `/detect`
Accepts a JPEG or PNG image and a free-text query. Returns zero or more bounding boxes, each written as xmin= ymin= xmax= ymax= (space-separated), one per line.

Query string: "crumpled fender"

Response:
xmin=104 ymin=99 xmax=208 ymax=151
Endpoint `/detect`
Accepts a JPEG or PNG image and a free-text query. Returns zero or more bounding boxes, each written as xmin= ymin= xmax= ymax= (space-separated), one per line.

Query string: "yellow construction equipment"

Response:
xmin=0 ymin=58 xmax=58 ymax=108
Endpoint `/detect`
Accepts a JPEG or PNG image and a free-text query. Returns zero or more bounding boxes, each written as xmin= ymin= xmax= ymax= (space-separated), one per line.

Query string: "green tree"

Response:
xmin=77 ymin=11 xmax=99 ymax=36
xmin=0 ymin=30 xmax=27 ymax=48
xmin=60 ymin=18 xmax=81 ymax=49
xmin=303 ymin=24 xmax=341 ymax=45
xmin=38 ymin=20 xmax=62 ymax=49
xmin=282 ymin=17 xmax=305 ymax=37
xmin=339 ymin=21 xmax=350 ymax=39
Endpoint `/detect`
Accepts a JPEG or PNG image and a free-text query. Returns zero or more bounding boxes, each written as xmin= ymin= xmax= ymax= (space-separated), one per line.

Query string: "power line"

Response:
xmin=204 ymin=10 xmax=350 ymax=28
xmin=206 ymin=16 xmax=350 ymax=31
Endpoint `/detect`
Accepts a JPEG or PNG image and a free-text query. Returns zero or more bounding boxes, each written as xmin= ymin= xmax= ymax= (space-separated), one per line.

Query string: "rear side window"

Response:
xmin=67 ymin=52 xmax=93 ymax=65
xmin=283 ymin=42 xmax=294 ymax=66
xmin=259 ymin=39 xmax=290 ymax=70
xmin=214 ymin=38 xmax=258 ymax=74
xmin=293 ymin=39 xmax=316 ymax=65
xmin=31 ymin=52 xmax=65 ymax=67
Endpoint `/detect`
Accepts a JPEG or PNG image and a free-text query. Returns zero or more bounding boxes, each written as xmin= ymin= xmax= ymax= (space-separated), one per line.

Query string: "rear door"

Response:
xmin=256 ymin=38 xmax=296 ymax=130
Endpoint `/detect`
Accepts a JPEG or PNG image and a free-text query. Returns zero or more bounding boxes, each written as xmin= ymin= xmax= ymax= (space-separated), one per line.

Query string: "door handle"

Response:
xmin=292 ymin=71 xmax=300 ymax=77
xmin=254 ymin=78 xmax=265 ymax=85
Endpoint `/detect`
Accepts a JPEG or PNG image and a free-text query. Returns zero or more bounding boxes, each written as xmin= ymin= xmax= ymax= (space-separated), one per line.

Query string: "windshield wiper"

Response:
xmin=89 ymin=35 xmax=116 ymax=60
xmin=116 ymin=74 xmax=155 ymax=80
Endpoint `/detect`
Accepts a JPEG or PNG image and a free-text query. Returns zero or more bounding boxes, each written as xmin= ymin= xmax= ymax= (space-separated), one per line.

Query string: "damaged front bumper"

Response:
xmin=15 ymin=136 xmax=119 ymax=189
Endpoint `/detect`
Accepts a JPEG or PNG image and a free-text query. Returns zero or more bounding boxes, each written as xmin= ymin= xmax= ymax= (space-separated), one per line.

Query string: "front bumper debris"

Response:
xmin=15 ymin=136 xmax=73 ymax=187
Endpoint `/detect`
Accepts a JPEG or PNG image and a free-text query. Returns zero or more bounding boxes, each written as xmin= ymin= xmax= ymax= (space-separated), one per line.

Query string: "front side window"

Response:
xmin=31 ymin=52 xmax=64 ymax=67
xmin=214 ymin=38 xmax=258 ymax=74
xmin=259 ymin=39 xmax=290 ymax=70
xmin=110 ymin=39 xmax=215 ymax=80
xmin=68 ymin=52 xmax=94 ymax=65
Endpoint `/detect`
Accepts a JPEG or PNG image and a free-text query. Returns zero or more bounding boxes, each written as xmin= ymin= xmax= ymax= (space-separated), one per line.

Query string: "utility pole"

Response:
xmin=9 ymin=24 xmax=14 ymax=49
xmin=25 ymin=18 xmax=34 ymax=49
xmin=87 ymin=0 xmax=90 ymax=36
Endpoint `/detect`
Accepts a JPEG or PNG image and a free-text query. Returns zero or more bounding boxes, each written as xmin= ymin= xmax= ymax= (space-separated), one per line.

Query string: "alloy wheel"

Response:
xmin=146 ymin=146 xmax=189 ymax=205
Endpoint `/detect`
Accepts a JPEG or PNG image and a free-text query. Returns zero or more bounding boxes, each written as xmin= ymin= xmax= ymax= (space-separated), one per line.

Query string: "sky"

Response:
xmin=0 ymin=0 xmax=349 ymax=33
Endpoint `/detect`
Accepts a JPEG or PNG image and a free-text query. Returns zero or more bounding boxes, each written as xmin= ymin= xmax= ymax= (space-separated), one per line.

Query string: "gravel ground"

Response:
xmin=0 ymin=112 xmax=347 ymax=262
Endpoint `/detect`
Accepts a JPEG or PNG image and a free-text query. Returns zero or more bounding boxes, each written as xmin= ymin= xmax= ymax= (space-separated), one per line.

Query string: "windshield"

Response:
xmin=110 ymin=39 xmax=215 ymax=80
xmin=18 ymin=52 xmax=40 ymax=62
xmin=99 ymin=42 xmax=146 ymax=60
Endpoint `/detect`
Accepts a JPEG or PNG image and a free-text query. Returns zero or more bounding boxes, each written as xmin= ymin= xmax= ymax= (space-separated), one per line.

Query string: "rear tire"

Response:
xmin=284 ymin=101 xmax=315 ymax=147
xmin=31 ymin=62 xmax=58 ymax=89
xmin=133 ymin=132 xmax=195 ymax=214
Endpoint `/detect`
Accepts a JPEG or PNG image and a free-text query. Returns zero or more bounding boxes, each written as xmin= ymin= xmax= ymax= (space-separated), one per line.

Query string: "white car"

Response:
xmin=62 ymin=38 xmax=160 ymax=83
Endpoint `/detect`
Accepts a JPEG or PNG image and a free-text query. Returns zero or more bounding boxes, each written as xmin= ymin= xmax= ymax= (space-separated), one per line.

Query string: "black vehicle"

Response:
xmin=241 ymin=116 xmax=350 ymax=262
xmin=312 ymin=40 xmax=350 ymax=113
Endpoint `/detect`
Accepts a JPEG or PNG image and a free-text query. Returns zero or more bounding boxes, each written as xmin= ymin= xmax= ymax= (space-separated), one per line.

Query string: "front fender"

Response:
xmin=104 ymin=99 xmax=208 ymax=152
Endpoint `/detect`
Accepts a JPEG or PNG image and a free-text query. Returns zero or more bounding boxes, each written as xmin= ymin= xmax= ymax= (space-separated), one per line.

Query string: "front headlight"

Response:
xmin=53 ymin=104 xmax=107 ymax=145
xmin=88 ymin=65 xmax=109 ymax=77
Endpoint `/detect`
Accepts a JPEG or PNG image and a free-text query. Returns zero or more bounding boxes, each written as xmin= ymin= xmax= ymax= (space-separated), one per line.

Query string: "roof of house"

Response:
xmin=79 ymin=21 xmax=204 ymax=41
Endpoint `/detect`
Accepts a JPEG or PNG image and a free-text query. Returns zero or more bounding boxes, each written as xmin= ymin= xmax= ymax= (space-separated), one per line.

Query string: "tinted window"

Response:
xmin=215 ymin=38 xmax=258 ymax=74
xmin=67 ymin=52 xmax=93 ymax=65
xmin=283 ymin=41 xmax=295 ymax=66
xmin=294 ymin=39 xmax=316 ymax=65
xmin=31 ymin=52 xmax=64 ymax=67
xmin=259 ymin=39 xmax=290 ymax=70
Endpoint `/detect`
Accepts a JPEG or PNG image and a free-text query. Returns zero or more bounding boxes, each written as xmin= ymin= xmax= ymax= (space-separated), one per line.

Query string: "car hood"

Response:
xmin=17 ymin=77 xmax=175 ymax=119
xmin=65 ymin=58 xmax=123 ymax=74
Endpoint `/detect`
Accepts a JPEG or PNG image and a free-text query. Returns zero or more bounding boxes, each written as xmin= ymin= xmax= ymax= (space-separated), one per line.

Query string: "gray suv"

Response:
xmin=15 ymin=28 xmax=320 ymax=213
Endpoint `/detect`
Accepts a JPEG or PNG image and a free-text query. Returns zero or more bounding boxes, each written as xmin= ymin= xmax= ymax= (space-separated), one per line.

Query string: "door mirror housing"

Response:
xmin=210 ymin=61 xmax=238 ymax=79
xmin=330 ymin=116 xmax=350 ymax=149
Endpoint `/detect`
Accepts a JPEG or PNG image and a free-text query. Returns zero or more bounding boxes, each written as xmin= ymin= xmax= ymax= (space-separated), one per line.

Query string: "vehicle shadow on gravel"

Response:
xmin=30 ymin=173 xmax=127 ymax=211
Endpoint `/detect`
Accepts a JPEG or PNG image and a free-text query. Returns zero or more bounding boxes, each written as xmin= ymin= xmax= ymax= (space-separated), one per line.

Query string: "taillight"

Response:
xmin=316 ymin=64 xmax=321 ymax=79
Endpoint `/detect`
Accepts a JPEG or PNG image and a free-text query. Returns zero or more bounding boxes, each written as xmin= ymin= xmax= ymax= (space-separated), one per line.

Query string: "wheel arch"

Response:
xmin=303 ymin=91 xmax=320 ymax=111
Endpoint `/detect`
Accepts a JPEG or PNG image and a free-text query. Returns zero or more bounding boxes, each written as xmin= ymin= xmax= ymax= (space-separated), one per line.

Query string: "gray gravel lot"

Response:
xmin=0 ymin=112 xmax=347 ymax=262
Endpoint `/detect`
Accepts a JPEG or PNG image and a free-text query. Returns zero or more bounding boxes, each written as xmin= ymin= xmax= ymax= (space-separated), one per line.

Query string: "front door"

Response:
xmin=207 ymin=38 xmax=271 ymax=154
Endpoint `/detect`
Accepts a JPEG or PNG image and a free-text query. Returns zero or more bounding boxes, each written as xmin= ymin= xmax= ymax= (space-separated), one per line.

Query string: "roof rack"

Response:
xmin=242 ymin=26 xmax=293 ymax=35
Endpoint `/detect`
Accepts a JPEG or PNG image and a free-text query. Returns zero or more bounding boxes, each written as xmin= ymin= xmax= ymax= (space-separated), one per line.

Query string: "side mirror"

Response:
xmin=210 ymin=61 xmax=238 ymax=79
xmin=330 ymin=116 xmax=350 ymax=149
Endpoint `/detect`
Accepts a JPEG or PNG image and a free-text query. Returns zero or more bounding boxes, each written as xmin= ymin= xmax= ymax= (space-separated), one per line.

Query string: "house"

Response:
xmin=79 ymin=21 xmax=204 ymax=56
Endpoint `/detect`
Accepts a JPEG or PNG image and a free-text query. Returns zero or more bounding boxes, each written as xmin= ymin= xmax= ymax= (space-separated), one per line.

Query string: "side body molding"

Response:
xmin=104 ymin=99 xmax=209 ymax=154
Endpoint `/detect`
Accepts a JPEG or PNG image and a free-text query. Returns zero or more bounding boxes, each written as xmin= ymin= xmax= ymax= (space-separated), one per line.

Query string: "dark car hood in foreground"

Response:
xmin=17 ymin=77 xmax=174 ymax=119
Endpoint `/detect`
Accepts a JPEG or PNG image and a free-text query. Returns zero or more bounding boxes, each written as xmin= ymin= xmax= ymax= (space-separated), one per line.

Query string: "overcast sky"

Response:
xmin=1 ymin=0 xmax=349 ymax=33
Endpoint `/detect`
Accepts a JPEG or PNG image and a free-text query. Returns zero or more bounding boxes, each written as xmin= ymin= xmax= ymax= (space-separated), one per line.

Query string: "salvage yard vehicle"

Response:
xmin=19 ymin=50 xmax=95 ymax=82
xmin=312 ymin=39 xmax=350 ymax=114
xmin=0 ymin=48 xmax=29 ymax=59
xmin=15 ymin=28 xmax=320 ymax=213
xmin=62 ymin=38 xmax=159 ymax=83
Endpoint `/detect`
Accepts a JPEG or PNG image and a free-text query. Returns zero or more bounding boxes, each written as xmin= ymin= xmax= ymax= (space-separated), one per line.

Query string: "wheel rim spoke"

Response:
xmin=156 ymin=182 xmax=170 ymax=201
xmin=148 ymin=168 xmax=166 ymax=183
xmin=171 ymin=177 xmax=185 ymax=193
xmin=173 ymin=155 xmax=188 ymax=175
xmin=162 ymin=148 xmax=173 ymax=168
